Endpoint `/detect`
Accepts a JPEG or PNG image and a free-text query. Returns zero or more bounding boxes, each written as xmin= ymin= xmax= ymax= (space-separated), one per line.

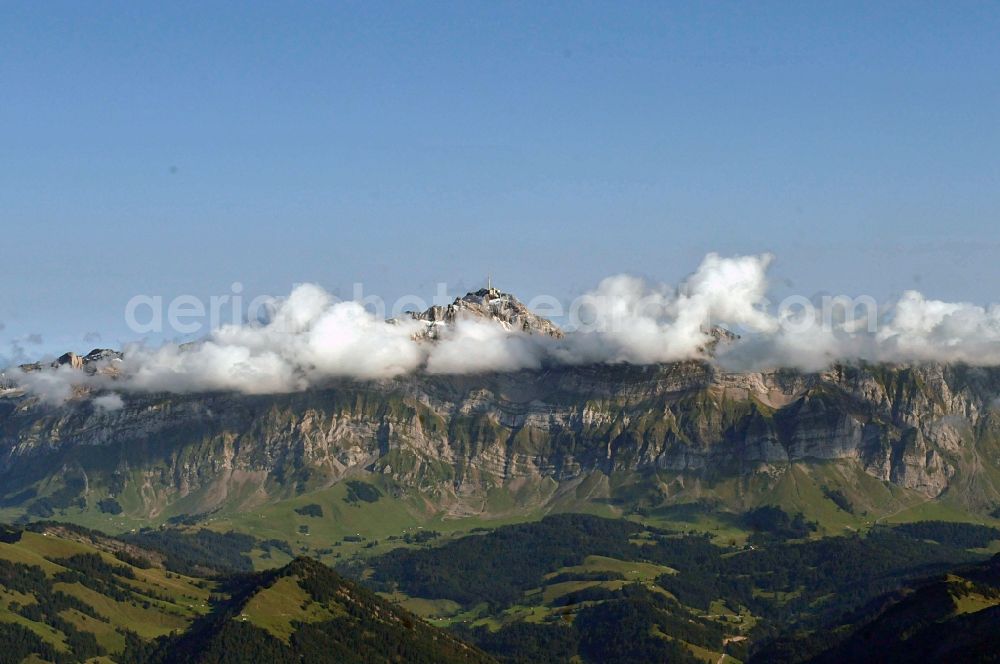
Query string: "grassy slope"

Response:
xmin=7 ymin=451 xmax=1000 ymax=585
xmin=0 ymin=530 xmax=212 ymax=657
xmin=43 ymin=462 xmax=996 ymax=573
xmin=240 ymin=575 xmax=341 ymax=641
xmin=0 ymin=527 xmax=495 ymax=663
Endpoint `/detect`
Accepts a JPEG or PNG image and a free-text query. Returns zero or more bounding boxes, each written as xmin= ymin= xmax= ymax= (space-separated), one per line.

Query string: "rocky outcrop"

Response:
xmin=411 ymin=287 xmax=564 ymax=338
xmin=19 ymin=348 xmax=123 ymax=376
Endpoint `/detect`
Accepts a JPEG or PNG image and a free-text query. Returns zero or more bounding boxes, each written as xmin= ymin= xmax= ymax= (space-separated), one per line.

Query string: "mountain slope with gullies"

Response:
xmin=3 ymin=289 xmax=1000 ymax=537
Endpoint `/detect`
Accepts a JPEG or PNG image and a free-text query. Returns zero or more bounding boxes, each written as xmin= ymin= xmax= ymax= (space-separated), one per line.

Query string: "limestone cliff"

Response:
xmin=2 ymin=361 xmax=999 ymax=520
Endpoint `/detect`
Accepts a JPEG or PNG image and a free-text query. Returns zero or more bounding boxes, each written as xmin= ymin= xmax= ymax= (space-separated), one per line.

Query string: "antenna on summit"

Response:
xmin=487 ymin=274 xmax=492 ymax=291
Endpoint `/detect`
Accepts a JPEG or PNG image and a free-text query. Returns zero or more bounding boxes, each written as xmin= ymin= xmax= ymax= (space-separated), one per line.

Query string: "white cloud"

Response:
xmin=93 ymin=393 xmax=124 ymax=411
xmin=11 ymin=252 xmax=1000 ymax=404
xmin=425 ymin=320 xmax=545 ymax=374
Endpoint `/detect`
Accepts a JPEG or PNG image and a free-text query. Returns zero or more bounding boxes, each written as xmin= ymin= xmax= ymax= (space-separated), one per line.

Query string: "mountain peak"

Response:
xmin=411 ymin=286 xmax=563 ymax=338
xmin=13 ymin=349 xmax=123 ymax=380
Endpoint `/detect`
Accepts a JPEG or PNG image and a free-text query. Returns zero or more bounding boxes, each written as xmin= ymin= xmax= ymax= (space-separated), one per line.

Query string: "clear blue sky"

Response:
xmin=2 ymin=1 xmax=999 ymax=359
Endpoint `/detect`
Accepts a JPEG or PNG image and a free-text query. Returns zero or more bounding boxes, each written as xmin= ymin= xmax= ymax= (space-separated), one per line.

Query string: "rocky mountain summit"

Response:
xmin=18 ymin=348 xmax=123 ymax=375
xmin=410 ymin=285 xmax=564 ymax=338
xmin=7 ymin=287 xmax=559 ymax=385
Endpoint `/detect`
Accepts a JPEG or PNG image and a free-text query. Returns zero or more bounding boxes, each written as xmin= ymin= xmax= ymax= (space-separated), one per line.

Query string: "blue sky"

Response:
xmin=2 ymin=2 xmax=999 ymax=359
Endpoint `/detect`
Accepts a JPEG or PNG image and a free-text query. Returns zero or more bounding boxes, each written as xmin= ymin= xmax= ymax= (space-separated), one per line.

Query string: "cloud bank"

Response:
xmin=10 ymin=252 xmax=1000 ymax=404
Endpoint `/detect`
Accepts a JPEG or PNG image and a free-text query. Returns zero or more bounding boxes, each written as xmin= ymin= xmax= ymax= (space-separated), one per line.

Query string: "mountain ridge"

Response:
xmin=2 ymin=359 xmax=1000 ymax=532
xmin=3 ymin=287 xmax=1000 ymax=545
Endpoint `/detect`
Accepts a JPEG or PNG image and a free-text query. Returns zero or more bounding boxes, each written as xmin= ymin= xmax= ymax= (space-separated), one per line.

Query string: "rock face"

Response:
xmin=411 ymin=287 xmax=564 ymax=338
xmin=19 ymin=348 xmax=123 ymax=375
xmin=2 ymin=361 xmax=1000 ymax=520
